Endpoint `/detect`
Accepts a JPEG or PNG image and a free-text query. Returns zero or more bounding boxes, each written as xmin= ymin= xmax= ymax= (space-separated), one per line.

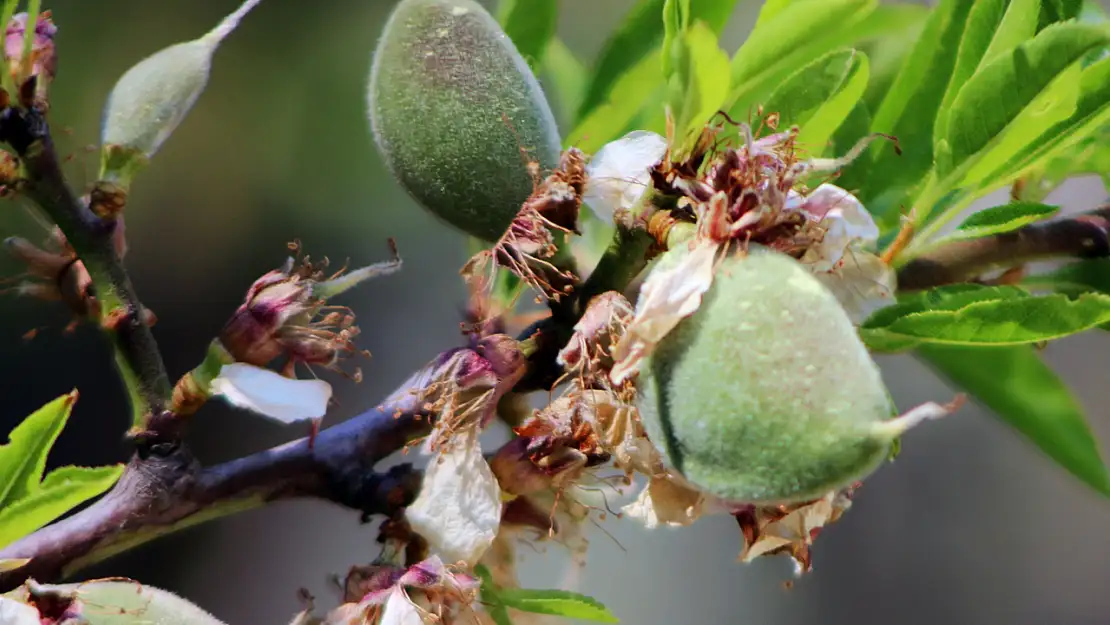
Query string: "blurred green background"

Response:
xmin=2 ymin=1 xmax=1110 ymax=624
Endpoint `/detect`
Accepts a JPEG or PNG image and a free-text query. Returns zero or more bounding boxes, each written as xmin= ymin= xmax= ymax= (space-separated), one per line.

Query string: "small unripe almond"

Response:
xmin=368 ymin=0 xmax=562 ymax=241
xmin=6 ymin=581 xmax=227 ymax=625
xmin=99 ymin=0 xmax=263 ymax=187
xmin=636 ymin=245 xmax=898 ymax=505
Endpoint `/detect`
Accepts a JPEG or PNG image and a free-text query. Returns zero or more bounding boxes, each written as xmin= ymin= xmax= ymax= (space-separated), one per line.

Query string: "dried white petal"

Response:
xmin=583 ymin=131 xmax=667 ymax=222
xmin=406 ymin=429 xmax=502 ymax=566
xmin=610 ymin=240 xmax=718 ymax=384
xmin=209 ymin=363 xmax=332 ymax=423
xmin=796 ymin=184 xmax=879 ymax=272
xmin=812 ymin=250 xmax=896 ymax=324
xmin=380 ymin=588 xmax=425 ymax=625
xmin=622 ymin=476 xmax=712 ymax=529
xmin=0 ymin=597 xmax=39 ymax=625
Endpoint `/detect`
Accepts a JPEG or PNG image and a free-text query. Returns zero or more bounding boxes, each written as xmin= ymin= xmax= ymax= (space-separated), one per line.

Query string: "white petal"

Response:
xmin=583 ymin=131 xmax=667 ymax=222
xmin=209 ymin=363 xmax=332 ymax=423
xmin=798 ymin=184 xmax=878 ymax=272
xmin=622 ymin=476 xmax=708 ymax=529
xmin=380 ymin=588 xmax=425 ymax=625
xmin=0 ymin=598 xmax=40 ymax=625
xmin=406 ymin=429 xmax=502 ymax=566
xmin=611 ymin=240 xmax=718 ymax=384
xmin=812 ymin=250 xmax=896 ymax=324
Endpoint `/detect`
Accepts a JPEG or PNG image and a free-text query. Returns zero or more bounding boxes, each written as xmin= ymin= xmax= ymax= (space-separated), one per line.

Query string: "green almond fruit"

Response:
xmin=368 ymin=0 xmax=562 ymax=241
xmin=636 ymin=245 xmax=906 ymax=505
xmin=4 ymin=581 xmax=227 ymax=625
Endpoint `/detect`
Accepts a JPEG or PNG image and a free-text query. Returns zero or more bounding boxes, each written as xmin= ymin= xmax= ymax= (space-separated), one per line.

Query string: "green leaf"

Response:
xmin=667 ymin=22 xmax=731 ymax=155
xmin=542 ymin=39 xmax=589 ymax=130
xmin=919 ymin=344 xmax=1110 ymax=496
xmin=498 ymin=0 xmax=559 ymax=69
xmin=983 ymin=55 xmax=1110 ymax=188
xmin=474 ymin=565 xmax=514 ymax=625
xmin=574 ymin=0 xmax=735 ymax=124
xmin=567 ymin=50 xmax=664 ymax=153
xmin=864 ymin=0 xmax=975 ymax=208
xmin=726 ymin=0 xmax=877 ymax=118
xmin=1039 ymin=0 xmax=1083 ymax=31
xmin=754 ymin=0 xmax=793 ymax=27
xmin=940 ymin=23 xmax=1110 ymax=179
xmin=1025 ymin=259 xmax=1110 ymax=296
xmin=940 ymin=200 xmax=1059 ymax=241
xmin=861 ymin=284 xmax=1110 ymax=345
xmin=0 ymin=465 xmax=123 ymax=549
xmin=933 ymin=0 xmax=1039 ymax=145
xmin=763 ymin=49 xmax=869 ymax=156
xmin=0 ymin=392 xmax=77 ymax=508
xmin=496 ymin=589 xmax=620 ymax=623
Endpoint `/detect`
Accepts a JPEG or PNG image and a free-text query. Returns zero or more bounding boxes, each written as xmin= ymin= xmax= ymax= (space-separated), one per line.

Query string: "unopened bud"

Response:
xmin=368 ymin=0 xmax=562 ymax=242
xmin=5 ymin=11 xmax=57 ymax=103
xmin=98 ymin=0 xmax=264 ymax=188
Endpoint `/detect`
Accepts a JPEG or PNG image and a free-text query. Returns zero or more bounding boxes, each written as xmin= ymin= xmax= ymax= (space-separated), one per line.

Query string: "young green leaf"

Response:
xmin=864 ymin=0 xmax=975 ymax=210
xmin=726 ymin=0 xmax=877 ymax=118
xmin=0 ymin=465 xmax=124 ymax=549
xmin=940 ymin=23 xmax=1110 ymax=180
xmin=498 ymin=0 xmax=558 ymax=69
xmin=918 ymin=344 xmax=1110 ymax=496
xmin=666 ymin=22 xmax=731 ymax=156
xmin=941 ymin=201 xmax=1059 ymax=241
xmin=574 ymin=0 xmax=736 ymax=123
xmin=763 ymin=49 xmax=869 ymax=156
xmin=1038 ymin=0 xmax=1083 ymax=31
xmin=981 ymin=55 xmax=1110 ymax=190
xmin=473 ymin=564 xmax=513 ymax=625
xmin=566 ymin=50 xmax=663 ymax=153
xmin=933 ymin=0 xmax=1039 ymax=145
xmin=495 ymin=589 xmax=620 ymax=623
xmin=862 ymin=285 xmax=1110 ymax=346
xmin=0 ymin=392 xmax=77 ymax=508
xmin=753 ymin=0 xmax=793 ymax=27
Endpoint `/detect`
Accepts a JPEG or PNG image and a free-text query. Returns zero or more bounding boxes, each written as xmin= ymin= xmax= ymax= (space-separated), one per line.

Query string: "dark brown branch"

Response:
xmin=0 ymin=373 xmax=432 ymax=591
xmin=0 ymin=105 xmax=172 ymax=440
xmin=897 ymin=205 xmax=1110 ymax=291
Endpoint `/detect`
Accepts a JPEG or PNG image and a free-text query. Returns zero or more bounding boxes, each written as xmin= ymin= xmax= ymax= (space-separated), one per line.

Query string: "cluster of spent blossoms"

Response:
xmin=382 ymin=115 xmax=961 ymax=592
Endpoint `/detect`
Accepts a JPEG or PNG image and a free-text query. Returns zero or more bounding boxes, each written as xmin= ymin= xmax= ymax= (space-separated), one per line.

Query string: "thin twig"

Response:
xmin=0 ymin=105 xmax=173 ymax=440
xmin=0 ymin=371 xmax=433 ymax=591
xmin=896 ymin=205 xmax=1110 ymax=291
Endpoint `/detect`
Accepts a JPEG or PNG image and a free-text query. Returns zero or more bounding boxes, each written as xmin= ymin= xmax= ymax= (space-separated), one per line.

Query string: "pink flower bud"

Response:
xmin=5 ymin=12 xmax=56 ymax=97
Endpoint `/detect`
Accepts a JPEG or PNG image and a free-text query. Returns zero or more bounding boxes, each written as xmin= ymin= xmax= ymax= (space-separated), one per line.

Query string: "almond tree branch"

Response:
xmin=896 ymin=205 xmax=1110 ymax=291
xmin=0 ymin=372 xmax=432 ymax=591
xmin=0 ymin=105 xmax=173 ymax=440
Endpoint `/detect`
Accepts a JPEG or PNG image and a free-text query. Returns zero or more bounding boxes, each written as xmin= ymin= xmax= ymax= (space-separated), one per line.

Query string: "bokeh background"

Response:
xmin=2 ymin=1 xmax=1110 ymax=623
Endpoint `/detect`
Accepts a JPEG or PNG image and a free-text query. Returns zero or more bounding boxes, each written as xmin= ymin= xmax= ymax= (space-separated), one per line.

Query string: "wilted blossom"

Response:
xmin=404 ymin=337 xmax=526 ymax=567
xmin=735 ymin=489 xmax=856 ymax=576
xmin=210 ymin=244 xmax=400 ymax=423
xmin=310 ymin=557 xmax=480 ymax=625
xmin=582 ymin=130 xmax=668 ymax=222
xmin=5 ymin=12 xmax=57 ymax=95
xmin=605 ymin=125 xmax=897 ymax=382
